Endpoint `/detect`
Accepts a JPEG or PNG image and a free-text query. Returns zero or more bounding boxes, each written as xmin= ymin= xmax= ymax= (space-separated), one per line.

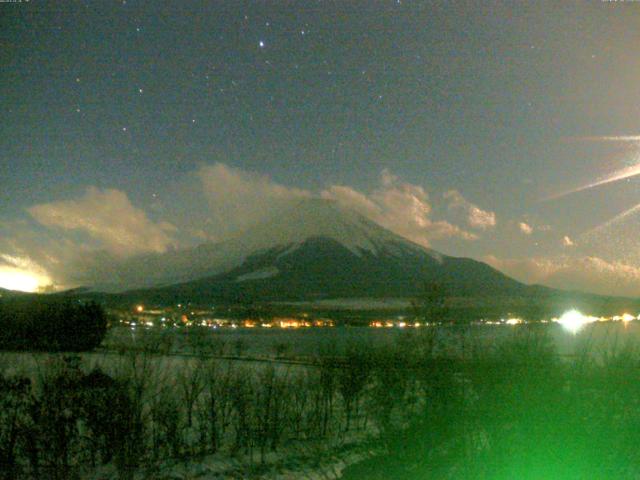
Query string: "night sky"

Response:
xmin=3 ymin=1 xmax=640 ymax=295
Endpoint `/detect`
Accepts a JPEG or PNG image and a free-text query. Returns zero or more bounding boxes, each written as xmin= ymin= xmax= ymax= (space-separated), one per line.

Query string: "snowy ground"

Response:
xmin=87 ymin=437 xmax=381 ymax=480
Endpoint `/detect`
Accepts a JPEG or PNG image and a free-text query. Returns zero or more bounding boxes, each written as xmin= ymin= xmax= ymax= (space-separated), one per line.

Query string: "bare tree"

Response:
xmin=177 ymin=360 xmax=205 ymax=429
xmin=411 ymin=281 xmax=449 ymax=324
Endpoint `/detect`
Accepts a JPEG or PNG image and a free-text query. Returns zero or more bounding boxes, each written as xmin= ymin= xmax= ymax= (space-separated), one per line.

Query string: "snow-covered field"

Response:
xmin=0 ymin=342 xmax=388 ymax=480
xmin=3 ymin=321 xmax=637 ymax=479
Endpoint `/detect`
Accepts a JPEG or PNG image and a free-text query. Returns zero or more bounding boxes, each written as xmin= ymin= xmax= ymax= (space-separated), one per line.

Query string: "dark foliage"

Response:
xmin=0 ymin=357 xmax=139 ymax=480
xmin=0 ymin=297 xmax=107 ymax=351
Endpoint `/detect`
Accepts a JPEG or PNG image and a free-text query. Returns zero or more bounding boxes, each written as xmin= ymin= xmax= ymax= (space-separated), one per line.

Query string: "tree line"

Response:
xmin=0 ymin=296 xmax=107 ymax=351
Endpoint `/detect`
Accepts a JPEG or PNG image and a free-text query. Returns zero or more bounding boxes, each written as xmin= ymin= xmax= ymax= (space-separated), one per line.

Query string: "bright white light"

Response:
xmin=259 ymin=40 xmax=265 ymax=48
xmin=0 ymin=267 xmax=47 ymax=293
xmin=621 ymin=313 xmax=634 ymax=322
xmin=555 ymin=309 xmax=596 ymax=334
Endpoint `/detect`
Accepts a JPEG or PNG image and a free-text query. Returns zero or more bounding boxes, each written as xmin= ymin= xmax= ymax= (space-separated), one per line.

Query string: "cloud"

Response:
xmin=196 ymin=164 xmax=479 ymax=248
xmin=563 ymin=235 xmax=575 ymax=247
xmin=484 ymin=254 xmax=640 ymax=297
xmin=518 ymin=222 xmax=533 ymax=235
xmin=322 ymin=173 xmax=478 ymax=247
xmin=28 ymin=187 xmax=177 ymax=257
xmin=197 ymin=163 xmax=311 ymax=239
xmin=443 ymin=190 xmax=496 ymax=230
xmin=5 ymin=164 xmax=490 ymax=289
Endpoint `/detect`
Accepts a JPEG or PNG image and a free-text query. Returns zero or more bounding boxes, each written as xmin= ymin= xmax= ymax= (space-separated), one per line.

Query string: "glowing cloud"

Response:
xmin=519 ymin=222 xmax=533 ymax=235
xmin=28 ymin=187 xmax=177 ymax=257
xmin=443 ymin=190 xmax=496 ymax=230
xmin=323 ymin=173 xmax=479 ymax=247
xmin=0 ymin=266 xmax=49 ymax=292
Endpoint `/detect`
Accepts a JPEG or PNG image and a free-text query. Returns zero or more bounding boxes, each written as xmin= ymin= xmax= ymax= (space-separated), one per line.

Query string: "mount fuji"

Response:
xmin=102 ymin=198 xmax=535 ymax=303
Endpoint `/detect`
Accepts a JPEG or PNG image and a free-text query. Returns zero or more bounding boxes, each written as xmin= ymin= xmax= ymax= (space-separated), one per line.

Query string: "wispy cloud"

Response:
xmin=195 ymin=164 xmax=481 ymax=247
xmin=484 ymin=254 xmax=640 ymax=297
xmin=322 ymin=173 xmax=479 ymax=246
xmin=3 ymin=164 xmax=559 ymax=290
xmin=197 ymin=163 xmax=310 ymax=240
xmin=28 ymin=187 xmax=177 ymax=257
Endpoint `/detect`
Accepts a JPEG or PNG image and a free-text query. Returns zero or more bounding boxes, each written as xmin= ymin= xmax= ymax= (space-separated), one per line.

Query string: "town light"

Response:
xmin=556 ymin=309 xmax=593 ymax=334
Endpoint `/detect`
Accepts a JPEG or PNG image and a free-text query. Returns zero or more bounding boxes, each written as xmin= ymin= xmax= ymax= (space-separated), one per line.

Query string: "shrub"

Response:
xmin=0 ymin=297 xmax=107 ymax=352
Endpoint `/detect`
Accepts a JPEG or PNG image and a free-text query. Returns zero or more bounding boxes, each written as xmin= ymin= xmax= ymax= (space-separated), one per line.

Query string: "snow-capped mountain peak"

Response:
xmin=90 ymin=198 xmax=440 ymax=291
xmin=235 ymin=198 xmax=421 ymax=257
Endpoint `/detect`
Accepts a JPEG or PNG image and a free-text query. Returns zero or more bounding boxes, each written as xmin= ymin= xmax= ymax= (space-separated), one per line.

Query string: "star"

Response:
xmin=138 ymin=88 xmax=143 ymax=94
xmin=259 ymin=40 xmax=265 ymax=48
xmin=122 ymin=127 xmax=127 ymax=132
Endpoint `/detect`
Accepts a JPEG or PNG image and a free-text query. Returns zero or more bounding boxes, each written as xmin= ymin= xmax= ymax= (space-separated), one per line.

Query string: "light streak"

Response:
xmin=581 ymin=201 xmax=640 ymax=237
xmin=569 ymin=135 xmax=640 ymax=143
xmin=545 ymin=157 xmax=640 ymax=201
